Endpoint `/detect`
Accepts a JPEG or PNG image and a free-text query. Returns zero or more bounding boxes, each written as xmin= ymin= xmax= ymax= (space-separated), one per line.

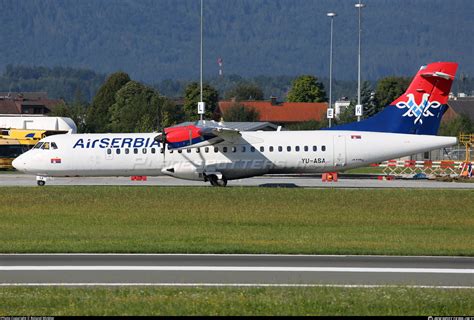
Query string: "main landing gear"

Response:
xmin=207 ymin=174 xmax=227 ymax=187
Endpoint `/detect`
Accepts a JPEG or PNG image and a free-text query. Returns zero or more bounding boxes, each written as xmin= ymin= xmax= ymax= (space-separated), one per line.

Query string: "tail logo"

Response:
xmin=395 ymin=93 xmax=441 ymax=124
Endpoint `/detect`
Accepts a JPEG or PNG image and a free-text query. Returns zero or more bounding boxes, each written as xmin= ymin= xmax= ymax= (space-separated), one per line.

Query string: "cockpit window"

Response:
xmin=51 ymin=142 xmax=58 ymax=149
xmin=41 ymin=142 xmax=50 ymax=150
xmin=34 ymin=142 xmax=44 ymax=149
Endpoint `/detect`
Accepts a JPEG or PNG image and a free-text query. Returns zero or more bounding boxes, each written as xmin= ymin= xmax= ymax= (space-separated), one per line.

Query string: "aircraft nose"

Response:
xmin=12 ymin=155 xmax=26 ymax=172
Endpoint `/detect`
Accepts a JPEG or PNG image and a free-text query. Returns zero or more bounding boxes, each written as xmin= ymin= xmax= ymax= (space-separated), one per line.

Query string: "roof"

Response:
xmin=0 ymin=92 xmax=48 ymax=100
xmin=173 ymin=121 xmax=279 ymax=131
xmin=0 ymin=92 xmax=63 ymax=114
xmin=218 ymin=100 xmax=327 ymax=123
xmin=0 ymin=100 xmax=20 ymax=114
xmin=447 ymin=98 xmax=474 ymax=121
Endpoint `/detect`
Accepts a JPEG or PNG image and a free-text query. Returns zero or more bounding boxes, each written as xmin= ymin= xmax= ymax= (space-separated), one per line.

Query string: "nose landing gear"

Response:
xmin=36 ymin=176 xmax=47 ymax=186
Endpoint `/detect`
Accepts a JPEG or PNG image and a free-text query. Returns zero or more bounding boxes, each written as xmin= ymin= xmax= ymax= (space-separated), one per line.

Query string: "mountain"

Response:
xmin=1 ymin=0 xmax=473 ymax=83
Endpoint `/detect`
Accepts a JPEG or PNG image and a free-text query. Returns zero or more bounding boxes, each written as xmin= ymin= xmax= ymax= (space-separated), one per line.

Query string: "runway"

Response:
xmin=1 ymin=254 xmax=473 ymax=288
xmin=1 ymin=173 xmax=474 ymax=189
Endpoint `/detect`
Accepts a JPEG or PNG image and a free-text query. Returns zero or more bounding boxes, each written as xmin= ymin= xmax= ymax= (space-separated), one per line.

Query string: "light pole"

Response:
xmin=198 ymin=0 xmax=205 ymax=122
xmin=327 ymin=12 xmax=336 ymax=128
xmin=355 ymin=0 xmax=365 ymax=122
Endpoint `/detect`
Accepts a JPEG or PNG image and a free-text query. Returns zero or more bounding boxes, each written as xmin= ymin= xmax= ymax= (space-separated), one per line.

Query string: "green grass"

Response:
xmin=0 ymin=287 xmax=472 ymax=315
xmin=0 ymin=187 xmax=472 ymax=255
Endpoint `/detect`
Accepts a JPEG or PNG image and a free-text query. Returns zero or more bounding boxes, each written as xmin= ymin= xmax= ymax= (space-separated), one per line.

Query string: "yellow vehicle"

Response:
xmin=0 ymin=129 xmax=47 ymax=169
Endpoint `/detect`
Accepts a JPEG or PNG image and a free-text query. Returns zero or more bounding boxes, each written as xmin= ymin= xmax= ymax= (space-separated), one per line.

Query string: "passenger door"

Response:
xmin=333 ymin=134 xmax=346 ymax=167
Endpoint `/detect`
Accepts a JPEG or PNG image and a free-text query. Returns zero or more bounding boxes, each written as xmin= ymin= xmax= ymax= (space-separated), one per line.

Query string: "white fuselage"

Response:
xmin=13 ymin=130 xmax=457 ymax=181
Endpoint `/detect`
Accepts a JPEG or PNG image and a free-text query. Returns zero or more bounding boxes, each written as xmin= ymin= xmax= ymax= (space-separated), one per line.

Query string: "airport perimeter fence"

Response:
xmin=376 ymin=160 xmax=473 ymax=179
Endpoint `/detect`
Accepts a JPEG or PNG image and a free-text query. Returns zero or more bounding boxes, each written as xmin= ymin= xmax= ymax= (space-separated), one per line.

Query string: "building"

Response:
xmin=334 ymin=97 xmax=351 ymax=119
xmin=217 ymin=97 xmax=327 ymax=125
xmin=0 ymin=92 xmax=63 ymax=115
xmin=444 ymin=96 xmax=474 ymax=123
xmin=0 ymin=116 xmax=77 ymax=133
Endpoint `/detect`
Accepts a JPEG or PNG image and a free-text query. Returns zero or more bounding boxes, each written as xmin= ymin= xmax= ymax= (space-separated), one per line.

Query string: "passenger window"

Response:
xmin=51 ymin=142 xmax=58 ymax=149
xmin=304 ymin=146 xmax=309 ymax=152
xmin=287 ymin=146 xmax=291 ymax=152
xmin=134 ymin=148 xmax=138 ymax=154
xmin=242 ymin=146 xmax=246 ymax=152
xmin=260 ymin=146 xmax=264 ymax=152
xmin=160 ymin=148 xmax=164 ymax=154
xmin=278 ymin=146 xmax=283 ymax=152
xmin=116 ymin=149 xmax=121 ymax=154
xmin=107 ymin=149 xmax=112 ymax=155
xmin=295 ymin=146 xmax=300 ymax=152
xmin=187 ymin=149 xmax=191 ymax=153
xmin=250 ymin=146 xmax=255 ymax=152
xmin=322 ymin=146 xmax=326 ymax=151
xmin=34 ymin=142 xmax=43 ymax=149
xmin=196 ymin=148 xmax=200 ymax=153
xmin=269 ymin=146 xmax=274 ymax=152
xmin=313 ymin=146 xmax=317 ymax=152
xmin=178 ymin=149 xmax=182 ymax=153
xmin=151 ymin=148 xmax=156 ymax=154
xmin=143 ymin=148 xmax=147 ymax=154
xmin=170 ymin=150 xmax=174 ymax=153
xmin=125 ymin=148 xmax=130 ymax=154
xmin=41 ymin=142 xmax=50 ymax=150
xmin=214 ymin=147 xmax=219 ymax=153
xmin=223 ymin=147 xmax=228 ymax=153
xmin=205 ymin=147 xmax=209 ymax=153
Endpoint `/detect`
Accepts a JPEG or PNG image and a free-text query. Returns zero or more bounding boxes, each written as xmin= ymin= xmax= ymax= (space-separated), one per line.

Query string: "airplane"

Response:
xmin=13 ymin=62 xmax=458 ymax=187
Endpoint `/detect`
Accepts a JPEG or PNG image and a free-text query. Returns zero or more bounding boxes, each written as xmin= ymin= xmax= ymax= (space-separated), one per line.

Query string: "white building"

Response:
xmin=0 ymin=115 xmax=77 ymax=133
xmin=334 ymin=98 xmax=350 ymax=119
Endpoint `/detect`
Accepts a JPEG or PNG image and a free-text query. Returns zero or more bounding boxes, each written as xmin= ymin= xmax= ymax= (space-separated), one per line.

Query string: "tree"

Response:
xmin=285 ymin=120 xmax=325 ymax=131
xmin=374 ymin=76 xmax=411 ymax=113
xmin=224 ymin=83 xmax=264 ymax=101
xmin=439 ymin=114 xmax=473 ymax=136
xmin=287 ymin=75 xmax=327 ymax=103
xmin=183 ymin=82 xmax=219 ymax=121
xmin=50 ymin=89 xmax=88 ymax=132
xmin=359 ymin=81 xmax=376 ymax=117
xmin=339 ymin=81 xmax=376 ymax=124
xmin=86 ymin=72 xmax=131 ymax=132
xmin=108 ymin=81 xmax=173 ymax=133
xmin=222 ymin=102 xmax=260 ymax=122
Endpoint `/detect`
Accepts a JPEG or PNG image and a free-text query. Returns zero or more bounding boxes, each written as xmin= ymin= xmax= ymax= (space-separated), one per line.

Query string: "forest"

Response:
xmin=2 ymin=0 xmax=472 ymax=84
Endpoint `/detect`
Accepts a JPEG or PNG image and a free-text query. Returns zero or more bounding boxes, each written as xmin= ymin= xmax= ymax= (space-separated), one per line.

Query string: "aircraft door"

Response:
xmin=333 ymin=134 xmax=346 ymax=167
xmin=105 ymin=148 xmax=113 ymax=160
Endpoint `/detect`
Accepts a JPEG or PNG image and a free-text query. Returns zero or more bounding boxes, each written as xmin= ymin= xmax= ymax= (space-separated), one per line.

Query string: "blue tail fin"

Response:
xmin=328 ymin=62 xmax=458 ymax=135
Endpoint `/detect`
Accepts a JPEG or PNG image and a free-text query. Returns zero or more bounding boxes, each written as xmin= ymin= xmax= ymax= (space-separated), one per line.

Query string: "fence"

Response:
xmin=377 ymin=160 xmax=472 ymax=178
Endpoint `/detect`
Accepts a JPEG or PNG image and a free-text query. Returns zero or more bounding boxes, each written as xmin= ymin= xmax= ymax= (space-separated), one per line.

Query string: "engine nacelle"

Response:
xmin=161 ymin=165 xmax=205 ymax=181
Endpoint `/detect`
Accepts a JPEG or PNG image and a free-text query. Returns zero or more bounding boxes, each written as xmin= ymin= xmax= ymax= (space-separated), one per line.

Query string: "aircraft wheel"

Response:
xmin=208 ymin=175 xmax=218 ymax=186
xmin=37 ymin=180 xmax=46 ymax=186
xmin=216 ymin=177 xmax=227 ymax=187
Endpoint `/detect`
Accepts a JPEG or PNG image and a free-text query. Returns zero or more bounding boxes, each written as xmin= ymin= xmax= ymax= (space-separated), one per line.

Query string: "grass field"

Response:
xmin=0 ymin=187 xmax=472 ymax=255
xmin=1 ymin=286 xmax=472 ymax=316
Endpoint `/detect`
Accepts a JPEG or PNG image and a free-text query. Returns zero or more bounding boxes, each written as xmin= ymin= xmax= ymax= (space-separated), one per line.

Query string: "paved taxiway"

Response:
xmin=1 ymin=173 xmax=474 ymax=188
xmin=0 ymin=254 xmax=472 ymax=287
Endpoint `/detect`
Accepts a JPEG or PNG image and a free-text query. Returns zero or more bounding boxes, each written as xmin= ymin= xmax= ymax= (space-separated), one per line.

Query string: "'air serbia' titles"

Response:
xmin=73 ymin=137 xmax=160 ymax=149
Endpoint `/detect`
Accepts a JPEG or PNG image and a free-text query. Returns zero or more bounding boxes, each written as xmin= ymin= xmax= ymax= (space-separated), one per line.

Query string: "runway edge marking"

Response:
xmin=1 ymin=266 xmax=473 ymax=273
xmin=0 ymin=283 xmax=472 ymax=289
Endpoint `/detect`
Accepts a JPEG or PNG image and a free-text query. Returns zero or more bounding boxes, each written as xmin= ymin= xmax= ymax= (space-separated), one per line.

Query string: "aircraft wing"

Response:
xmin=157 ymin=123 xmax=242 ymax=150
xmin=200 ymin=126 xmax=241 ymax=143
